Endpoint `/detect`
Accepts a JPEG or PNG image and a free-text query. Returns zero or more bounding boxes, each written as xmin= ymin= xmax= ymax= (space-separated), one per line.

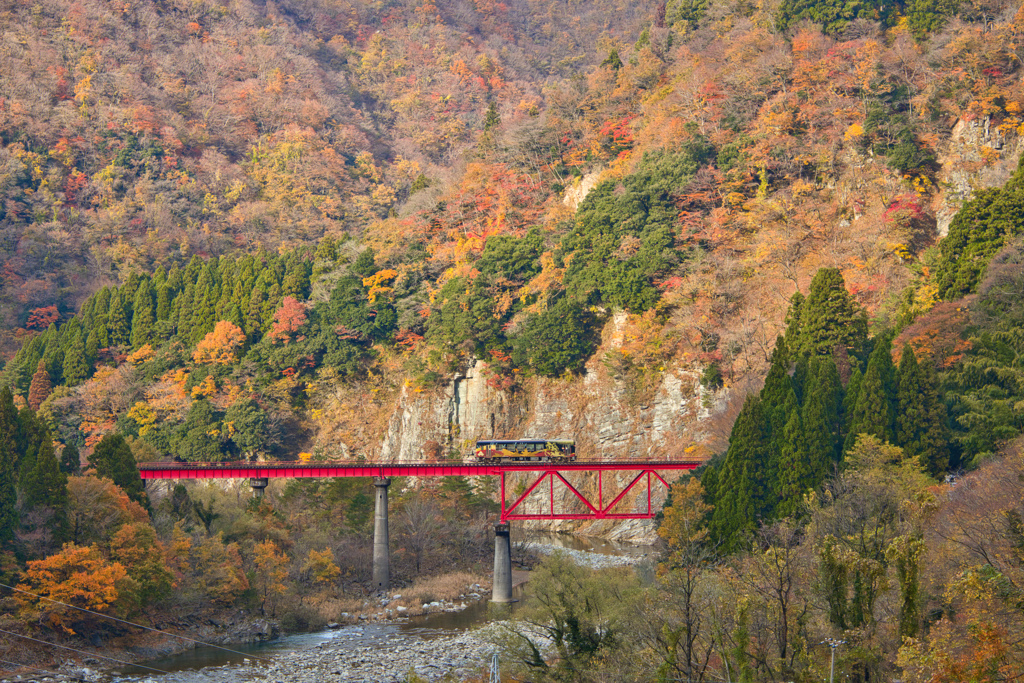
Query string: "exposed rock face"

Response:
xmin=936 ymin=116 xmax=1024 ymax=236
xmin=562 ymin=168 xmax=606 ymax=212
xmin=377 ymin=313 xmax=727 ymax=543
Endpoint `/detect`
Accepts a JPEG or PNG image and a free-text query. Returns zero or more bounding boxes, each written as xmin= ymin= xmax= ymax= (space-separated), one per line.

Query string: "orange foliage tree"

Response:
xmin=16 ymin=543 xmax=128 ymax=633
xmin=192 ymin=321 xmax=246 ymax=365
xmin=253 ymin=540 xmax=289 ymax=616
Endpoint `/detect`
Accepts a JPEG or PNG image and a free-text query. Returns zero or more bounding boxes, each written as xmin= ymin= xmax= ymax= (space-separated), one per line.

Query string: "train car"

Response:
xmin=473 ymin=439 xmax=576 ymax=463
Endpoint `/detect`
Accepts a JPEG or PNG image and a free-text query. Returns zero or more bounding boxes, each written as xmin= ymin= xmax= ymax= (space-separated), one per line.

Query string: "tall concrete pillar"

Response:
xmin=249 ymin=478 xmax=268 ymax=498
xmin=491 ymin=522 xmax=513 ymax=603
xmin=372 ymin=477 xmax=391 ymax=593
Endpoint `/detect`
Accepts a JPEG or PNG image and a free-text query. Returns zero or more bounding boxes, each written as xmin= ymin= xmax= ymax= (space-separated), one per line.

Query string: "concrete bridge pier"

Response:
xmin=373 ymin=477 xmax=391 ymax=593
xmin=491 ymin=522 xmax=514 ymax=603
xmin=249 ymin=478 xmax=268 ymax=498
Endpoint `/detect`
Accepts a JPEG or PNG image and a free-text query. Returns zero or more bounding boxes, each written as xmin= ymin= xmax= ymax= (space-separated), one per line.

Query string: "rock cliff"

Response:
xmin=375 ymin=313 xmax=727 ymax=543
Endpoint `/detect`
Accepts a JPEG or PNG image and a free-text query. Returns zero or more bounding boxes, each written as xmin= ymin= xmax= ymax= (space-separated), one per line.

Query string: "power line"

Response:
xmin=0 ymin=581 xmax=273 ymax=663
xmin=0 ymin=628 xmax=170 ymax=675
xmin=0 ymin=657 xmax=83 ymax=681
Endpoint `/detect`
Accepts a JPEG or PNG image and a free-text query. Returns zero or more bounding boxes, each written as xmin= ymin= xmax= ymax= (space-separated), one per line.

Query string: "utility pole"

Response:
xmin=822 ymin=637 xmax=846 ymax=683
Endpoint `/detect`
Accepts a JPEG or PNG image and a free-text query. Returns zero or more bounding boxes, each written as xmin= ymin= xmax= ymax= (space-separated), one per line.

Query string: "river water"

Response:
xmin=115 ymin=531 xmax=658 ymax=681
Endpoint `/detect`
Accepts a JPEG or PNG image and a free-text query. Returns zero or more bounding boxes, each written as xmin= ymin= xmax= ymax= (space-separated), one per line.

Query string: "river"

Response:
xmin=113 ymin=531 xmax=659 ymax=682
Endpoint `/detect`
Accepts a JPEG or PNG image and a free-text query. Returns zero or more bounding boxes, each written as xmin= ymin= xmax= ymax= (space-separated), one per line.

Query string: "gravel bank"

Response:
xmin=524 ymin=542 xmax=654 ymax=569
xmin=108 ymin=630 xmax=498 ymax=683
xmin=252 ymin=630 xmax=497 ymax=682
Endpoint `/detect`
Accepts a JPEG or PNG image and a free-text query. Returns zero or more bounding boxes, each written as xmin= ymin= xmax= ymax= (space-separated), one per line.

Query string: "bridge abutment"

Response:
xmin=491 ymin=522 xmax=514 ymax=603
xmin=373 ymin=477 xmax=391 ymax=592
xmin=249 ymin=478 xmax=268 ymax=498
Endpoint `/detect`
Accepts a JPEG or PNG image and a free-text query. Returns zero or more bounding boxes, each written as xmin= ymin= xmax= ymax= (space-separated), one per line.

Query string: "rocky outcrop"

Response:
xmin=375 ymin=313 xmax=727 ymax=543
xmin=936 ymin=117 xmax=1024 ymax=236
xmin=562 ymin=168 xmax=606 ymax=212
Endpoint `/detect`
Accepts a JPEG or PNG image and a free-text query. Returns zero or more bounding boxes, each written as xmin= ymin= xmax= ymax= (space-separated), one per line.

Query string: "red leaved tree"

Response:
xmin=268 ymin=297 xmax=308 ymax=345
xmin=28 ymin=360 xmax=51 ymax=410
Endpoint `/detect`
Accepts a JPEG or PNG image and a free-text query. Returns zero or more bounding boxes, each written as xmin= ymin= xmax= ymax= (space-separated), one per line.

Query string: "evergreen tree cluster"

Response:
xmin=774 ymin=0 xmax=959 ymax=36
xmin=1 ymin=249 xmax=316 ymax=395
xmin=0 ymin=379 xmax=147 ymax=563
xmin=935 ymin=155 xmax=1024 ymax=300
xmin=0 ymin=386 xmax=71 ymax=556
xmin=703 ymin=269 xmax=949 ymax=549
xmin=941 ymin=239 xmax=1024 ymax=465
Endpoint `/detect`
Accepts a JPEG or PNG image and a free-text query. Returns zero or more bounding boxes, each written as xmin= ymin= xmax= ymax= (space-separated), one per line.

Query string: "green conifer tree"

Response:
xmin=93 ymin=286 xmax=111 ymax=318
xmin=130 ymin=279 xmax=156 ymax=349
xmin=895 ymin=344 xmax=924 ymax=450
xmin=601 ymin=48 xmax=623 ymax=69
xmin=782 ymin=291 xmax=805 ymax=356
xmin=16 ymin=407 xmax=45 ymax=483
xmin=62 ymin=322 xmax=90 ymax=386
xmin=282 ymin=252 xmax=310 ymax=298
xmin=174 ymin=282 xmax=195 ymax=340
xmin=792 ymin=355 xmax=809 ymax=405
xmin=774 ymin=408 xmax=811 ymax=518
xmin=710 ymin=395 xmax=773 ymax=549
xmin=155 ymin=284 xmax=172 ymax=321
xmin=313 ymin=238 xmax=338 ymax=278
xmin=845 ymin=337 xmax=897 ymax=450
xmin=759 ymin=337 xmax=793 ymax=436
xmin=189 ymin=265 xmax=218 ymax=345
xmin=41 ymin=326 xmax=64 ymax=389
xmin=89 ymin=433 xmax=148 ymax=508
xmin=85 ymin=325 xmax=100 ymax=365
xmin=803 ymin=356 xmax=843 ymax=478
xmin=0 ymin=387 xmax=18 ymax=549
xmin=60 ymin=443 xmax=81 ymax=475
xmin=232 ymin=271 xmax=253 ymax=313
xmin=215 ymin=258 xmax=236 ymax=320
xmin=79 ymin=296 xmax=96 ymax=332
xmin=167 ymin=265 xmax=183 ymax=292
xmin=261 ymin=282 xmax=283 ymax=332
xmin=897 ymin=346 xmax=950 ymax=476
xmin=799 ymin=268 xmax=868 ymax=357
xmin=107 ymin=290 xmax=130 ymax=347
xmin=152 ymin=265 xmax=167 ymax=287
xmin=184 ymin=254 xmax=204 ymax=284
xmin=24 ymin=436 xmax=69 ymax=542
xmin=844 ymin=366 xmax=863 ymax=432
xmin=244 ymin=283 xmax=268 ymax=339
xmin=919 ymin=360 xmax=951 ymax=475
xmin=121 ymin=272 xmax=142 ymax=316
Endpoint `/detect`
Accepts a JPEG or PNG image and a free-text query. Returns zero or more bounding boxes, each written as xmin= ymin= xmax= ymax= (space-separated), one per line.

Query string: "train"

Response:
xmin=473 ymin=439 xmax=576 ymax=463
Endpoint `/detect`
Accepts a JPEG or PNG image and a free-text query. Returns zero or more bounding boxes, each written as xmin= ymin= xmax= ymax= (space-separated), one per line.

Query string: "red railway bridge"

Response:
xmin=139 ymin=459 xmax=701 ymax=601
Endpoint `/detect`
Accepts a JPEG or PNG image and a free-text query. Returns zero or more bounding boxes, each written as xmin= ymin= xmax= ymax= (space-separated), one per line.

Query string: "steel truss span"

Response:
xmin=138 ymin=460 xmax=701 ymax=522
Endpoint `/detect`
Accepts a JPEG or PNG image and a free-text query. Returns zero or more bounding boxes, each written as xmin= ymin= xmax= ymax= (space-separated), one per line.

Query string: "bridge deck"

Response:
xmin=138 ymin=460 xmax=702 ymax=479
xmin=139 ymin=460 xmax=703 ymax=521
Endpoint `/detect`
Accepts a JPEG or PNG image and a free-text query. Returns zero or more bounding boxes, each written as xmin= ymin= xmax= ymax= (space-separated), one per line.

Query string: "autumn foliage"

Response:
xmin=192 ymin=322 xmax=246 ymax=365
xmin=16 ymin=544 xmax=128 ymax=633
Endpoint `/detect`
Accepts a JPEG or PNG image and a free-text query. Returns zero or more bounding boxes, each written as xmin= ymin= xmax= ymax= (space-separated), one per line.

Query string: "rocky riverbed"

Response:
xmin=11 ymin=630 xmax=499 ymax=683
xmin=250 ymin=629 xmax=497 ymax=682
xmin=0 ymin=537 xmax=657 ymax=683
xmin=523 ymin=541 xmax=654 ymax=569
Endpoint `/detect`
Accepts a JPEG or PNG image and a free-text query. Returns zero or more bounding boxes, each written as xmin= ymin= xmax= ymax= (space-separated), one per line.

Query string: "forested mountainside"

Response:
xmin=0 ymin=0 xmax=655 ymax=352
xmin=4 ymin=0 xmax=1024 ymax=679
xmin=2 ymin=0 xmax=1023 ymax=461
